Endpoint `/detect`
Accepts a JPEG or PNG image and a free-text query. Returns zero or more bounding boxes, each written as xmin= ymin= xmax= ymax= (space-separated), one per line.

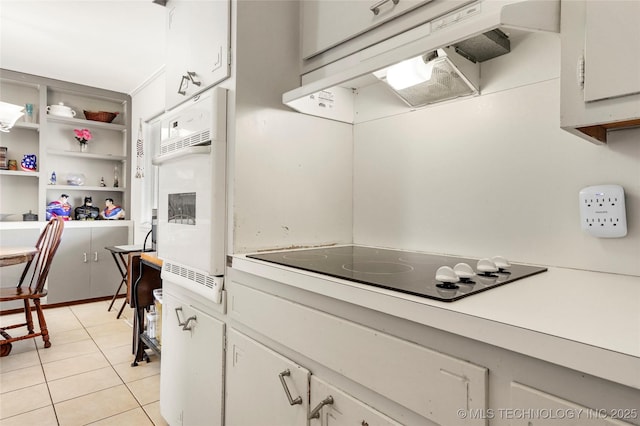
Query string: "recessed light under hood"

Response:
xmin=372 ymin=47 xmax=479 ymax=108
xmin=282 ymin=0 xmax=560 ymax=124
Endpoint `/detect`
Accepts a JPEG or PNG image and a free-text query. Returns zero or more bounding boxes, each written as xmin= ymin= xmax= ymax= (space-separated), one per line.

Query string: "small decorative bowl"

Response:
xmin=84 ymin=110 xmax=119 ymax=123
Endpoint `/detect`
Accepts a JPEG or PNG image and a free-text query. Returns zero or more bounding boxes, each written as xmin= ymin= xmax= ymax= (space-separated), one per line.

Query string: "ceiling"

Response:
xmin=0 ymin=0 xmax=167 ymax=95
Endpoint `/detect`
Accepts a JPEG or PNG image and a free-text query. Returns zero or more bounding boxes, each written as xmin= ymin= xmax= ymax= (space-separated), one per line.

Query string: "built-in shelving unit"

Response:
xmin=0 ymin=69 xmax=132 ymax=221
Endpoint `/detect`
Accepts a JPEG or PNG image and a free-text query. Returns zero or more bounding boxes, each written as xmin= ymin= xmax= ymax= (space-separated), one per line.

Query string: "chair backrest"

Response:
xmin=18 ymin=217 xmax=65 ymax=293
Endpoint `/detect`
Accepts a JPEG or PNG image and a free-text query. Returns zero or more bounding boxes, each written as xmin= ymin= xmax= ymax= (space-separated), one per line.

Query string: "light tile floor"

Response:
xmin=0 ymin=300 xmax=167 ymax=426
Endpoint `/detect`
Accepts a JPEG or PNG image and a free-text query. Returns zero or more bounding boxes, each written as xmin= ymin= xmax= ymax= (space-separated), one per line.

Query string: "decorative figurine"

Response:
xmin=74 ymin=196 xmax=100 ymax=220
xmin=99 ymin=177 xmax=106 ymax=187
xmin=101 ymin=197 xmax=125 ymax=220
xmin=21 ymin=154 xmax=37 ymax=172
xmin=49 ymin=171 xmax=57 ymax=185
xmin=113 ymin=166 xmax=119 ymax=188
xmin=46 ymin=193 xmax=72 ymax=221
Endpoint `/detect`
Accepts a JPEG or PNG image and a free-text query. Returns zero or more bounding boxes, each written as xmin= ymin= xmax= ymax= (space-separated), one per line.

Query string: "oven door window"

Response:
xmin=168 ymin=192 xmax=196 ymax=225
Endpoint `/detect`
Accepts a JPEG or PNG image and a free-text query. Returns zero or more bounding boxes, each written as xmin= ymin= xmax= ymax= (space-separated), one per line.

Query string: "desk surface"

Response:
xmin=141 ymin=252 xmax=163 ymax=269
xmin=0 ymin=247 xmax=38 ymax=267
xmin=106 ymin=245 xmax=144 ymax=254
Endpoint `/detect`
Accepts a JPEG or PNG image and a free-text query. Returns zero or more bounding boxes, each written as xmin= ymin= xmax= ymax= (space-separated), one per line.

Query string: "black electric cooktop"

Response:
xmin=247 ymin=245 xmax=547 ymax=302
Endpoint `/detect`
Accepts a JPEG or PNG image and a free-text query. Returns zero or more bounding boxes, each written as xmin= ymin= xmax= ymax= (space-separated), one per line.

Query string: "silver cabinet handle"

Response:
xmin=278 ymin=369 xmax=302 ymax=405
xmin=174 ymin=307 xmax=197 ymax=331
xmin=186 ymin=71 xmax=201 ymax=87
xmin=308 ymin=395 xmax=334 ymax=419
xmin=94 ymin=251 xmax=98 ymax=262
xmin=370 ymin=0 xmax=399 ymax=15
xmin=83 ymin=252 xmax=87 ymax=263
xmin=177 ymin=71 xmax=202 ymax=95
xmin=177 ymin=74 xmax=188 ymax=95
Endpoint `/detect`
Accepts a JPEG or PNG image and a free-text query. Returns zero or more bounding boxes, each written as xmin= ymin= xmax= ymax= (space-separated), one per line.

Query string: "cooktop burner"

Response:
xmin=247 ymin=245 xmax=547 ymax=302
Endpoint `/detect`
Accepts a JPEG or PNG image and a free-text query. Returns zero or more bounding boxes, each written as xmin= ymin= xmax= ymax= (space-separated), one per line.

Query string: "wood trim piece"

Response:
xmin=577 ymin=118 xmax=640 ymax=144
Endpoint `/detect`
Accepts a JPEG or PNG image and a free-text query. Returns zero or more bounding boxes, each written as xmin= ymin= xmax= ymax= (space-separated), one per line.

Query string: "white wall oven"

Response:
xmin=152 ymin=87 xmax=227 ymax=303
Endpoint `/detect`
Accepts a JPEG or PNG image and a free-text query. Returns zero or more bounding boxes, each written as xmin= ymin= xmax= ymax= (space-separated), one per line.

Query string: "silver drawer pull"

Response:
xmin=278 ymin=369 xmax=302 ymax=405
xmin=174 ymin=307 xmax=197 ymax=331
xmin=370 ymin=0 xmax=399 ymax=15
xmin=309 ymin=395 xmax=334 ymax=419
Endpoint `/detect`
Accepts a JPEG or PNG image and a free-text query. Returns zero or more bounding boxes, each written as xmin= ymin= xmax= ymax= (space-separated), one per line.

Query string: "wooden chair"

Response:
xmin=0 ymin=217 xmax=65 ymax=357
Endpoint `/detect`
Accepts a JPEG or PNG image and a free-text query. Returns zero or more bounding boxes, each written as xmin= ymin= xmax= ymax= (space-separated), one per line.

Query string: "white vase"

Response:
xmin=80 ymin=143 xmax=87 ymax=153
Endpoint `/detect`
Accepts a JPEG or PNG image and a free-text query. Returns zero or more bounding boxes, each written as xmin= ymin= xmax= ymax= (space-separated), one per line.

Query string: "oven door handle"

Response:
xmin=152 ymin=145 xmax=211 ymax=166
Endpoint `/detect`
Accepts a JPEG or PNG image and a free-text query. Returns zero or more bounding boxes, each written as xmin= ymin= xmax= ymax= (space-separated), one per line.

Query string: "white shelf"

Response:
xmin=46 ymin=185 xmax=125 ymax=193
xmin=47 ymin=149 xmax=126 ymax=161
xmin=0 ymin=170 xmax=40 ymax=178
xmin=12 ymin=122 xmax=40 ymax=131
xmin=46 ymin=115 xmax=126 ymax=132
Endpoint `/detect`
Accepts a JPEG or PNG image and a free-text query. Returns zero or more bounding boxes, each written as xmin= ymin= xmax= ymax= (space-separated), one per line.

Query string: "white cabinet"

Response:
xmin=228 ymin=278 xmax=488 ymax=425
xmin=225 ymin=328 xmax=401 ymax=426
xmin=309 ymin=376 xmax=403 ymax=426
xmin=225 ymin=329 xmax=310 ymax=426
xmin=300 ymin=0 xmax=470 ymax=70
xmin=47 ymin=224 xmax=129 ymax=303
xmin=164 ymin=0 xmax=231 ymax=110
xmin=560 ymin=0 xmax=640 ymax=144
xmin=302 ymin=0 xmax=432 ymax=58
xmin=510 ymin=382 xmax=633 ymax=425
xmin=160 ymin=288 xmax=225 ymax=426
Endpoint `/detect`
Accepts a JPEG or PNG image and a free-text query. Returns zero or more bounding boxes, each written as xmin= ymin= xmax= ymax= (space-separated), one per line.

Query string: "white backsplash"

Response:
xmin=353 ymin=76 xmax=640 ymax=276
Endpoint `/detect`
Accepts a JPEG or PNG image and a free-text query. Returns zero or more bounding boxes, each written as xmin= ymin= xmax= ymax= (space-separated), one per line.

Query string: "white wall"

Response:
xmin=230 ymin=0 xmax=353 ymax=254
xmin=353 ymin=33 xmax=640 ymax=276
xmin=130 ymin=69 xmax=166 ymax=246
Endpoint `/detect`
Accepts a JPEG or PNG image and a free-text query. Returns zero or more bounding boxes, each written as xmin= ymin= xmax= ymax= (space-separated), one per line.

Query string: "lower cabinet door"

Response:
xmin=183 ymin=304 xmax=224 ymax=426
xmin=225 ymin=328 xmax=310 ymax=426
xmin=160 ymin=290 xmax=225 ymax=426
xmin=89 ymin=226 xmax=128 ymax=298
xmin=160 ymin=291 xmax=189 ymax=426
xmin=309 ymin=376 xmax=403 ymax=426
xmin=47 ymin=227 xmax=92 ymax=303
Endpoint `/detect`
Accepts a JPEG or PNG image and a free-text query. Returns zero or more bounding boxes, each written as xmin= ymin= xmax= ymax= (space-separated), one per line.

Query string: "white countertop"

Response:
xmin=0 ymin=220 xmax=132 ymax=230
xmin=232 ymin=252 xmax=640 ymax=390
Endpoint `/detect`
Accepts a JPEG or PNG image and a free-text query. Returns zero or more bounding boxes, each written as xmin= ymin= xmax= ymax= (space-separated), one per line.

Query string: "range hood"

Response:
xmin=372 ymin=46 xmax=481 ymax=108
xmin=283 ymin=0 xmax=559 ymax=124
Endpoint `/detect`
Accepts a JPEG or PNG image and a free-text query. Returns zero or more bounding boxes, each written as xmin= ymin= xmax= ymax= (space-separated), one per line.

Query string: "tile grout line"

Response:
xmin=71 ymin=303 xmax=152 ymax=425
xmin=73 ymin=302 xmax=160 ymax=426
xmin=1 ymin=302 xmax=162 ymax=425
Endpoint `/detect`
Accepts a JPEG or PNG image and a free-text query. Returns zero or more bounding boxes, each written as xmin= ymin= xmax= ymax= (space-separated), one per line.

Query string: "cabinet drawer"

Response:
xmin=229 ymin=281 xmax=487 ymax=425
xmin=510 ymin=382 xmax=633 ymax=425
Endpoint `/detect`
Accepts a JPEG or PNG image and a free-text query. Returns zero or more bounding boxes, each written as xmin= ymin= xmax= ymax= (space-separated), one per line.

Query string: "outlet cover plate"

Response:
xmin=579 ymin=184 xmax=627 ymax=238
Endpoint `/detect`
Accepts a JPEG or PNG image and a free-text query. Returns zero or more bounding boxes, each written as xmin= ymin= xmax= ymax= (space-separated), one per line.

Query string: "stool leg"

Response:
xmin=108 ymin=279 xmax=125 ymax=312
xmin=117 ymin=298 xmax=127 ymax=319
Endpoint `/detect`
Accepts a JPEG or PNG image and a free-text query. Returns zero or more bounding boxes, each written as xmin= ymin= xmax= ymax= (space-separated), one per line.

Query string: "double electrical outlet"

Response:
xmin=579 ymin=184 xmax=627 ymax=238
